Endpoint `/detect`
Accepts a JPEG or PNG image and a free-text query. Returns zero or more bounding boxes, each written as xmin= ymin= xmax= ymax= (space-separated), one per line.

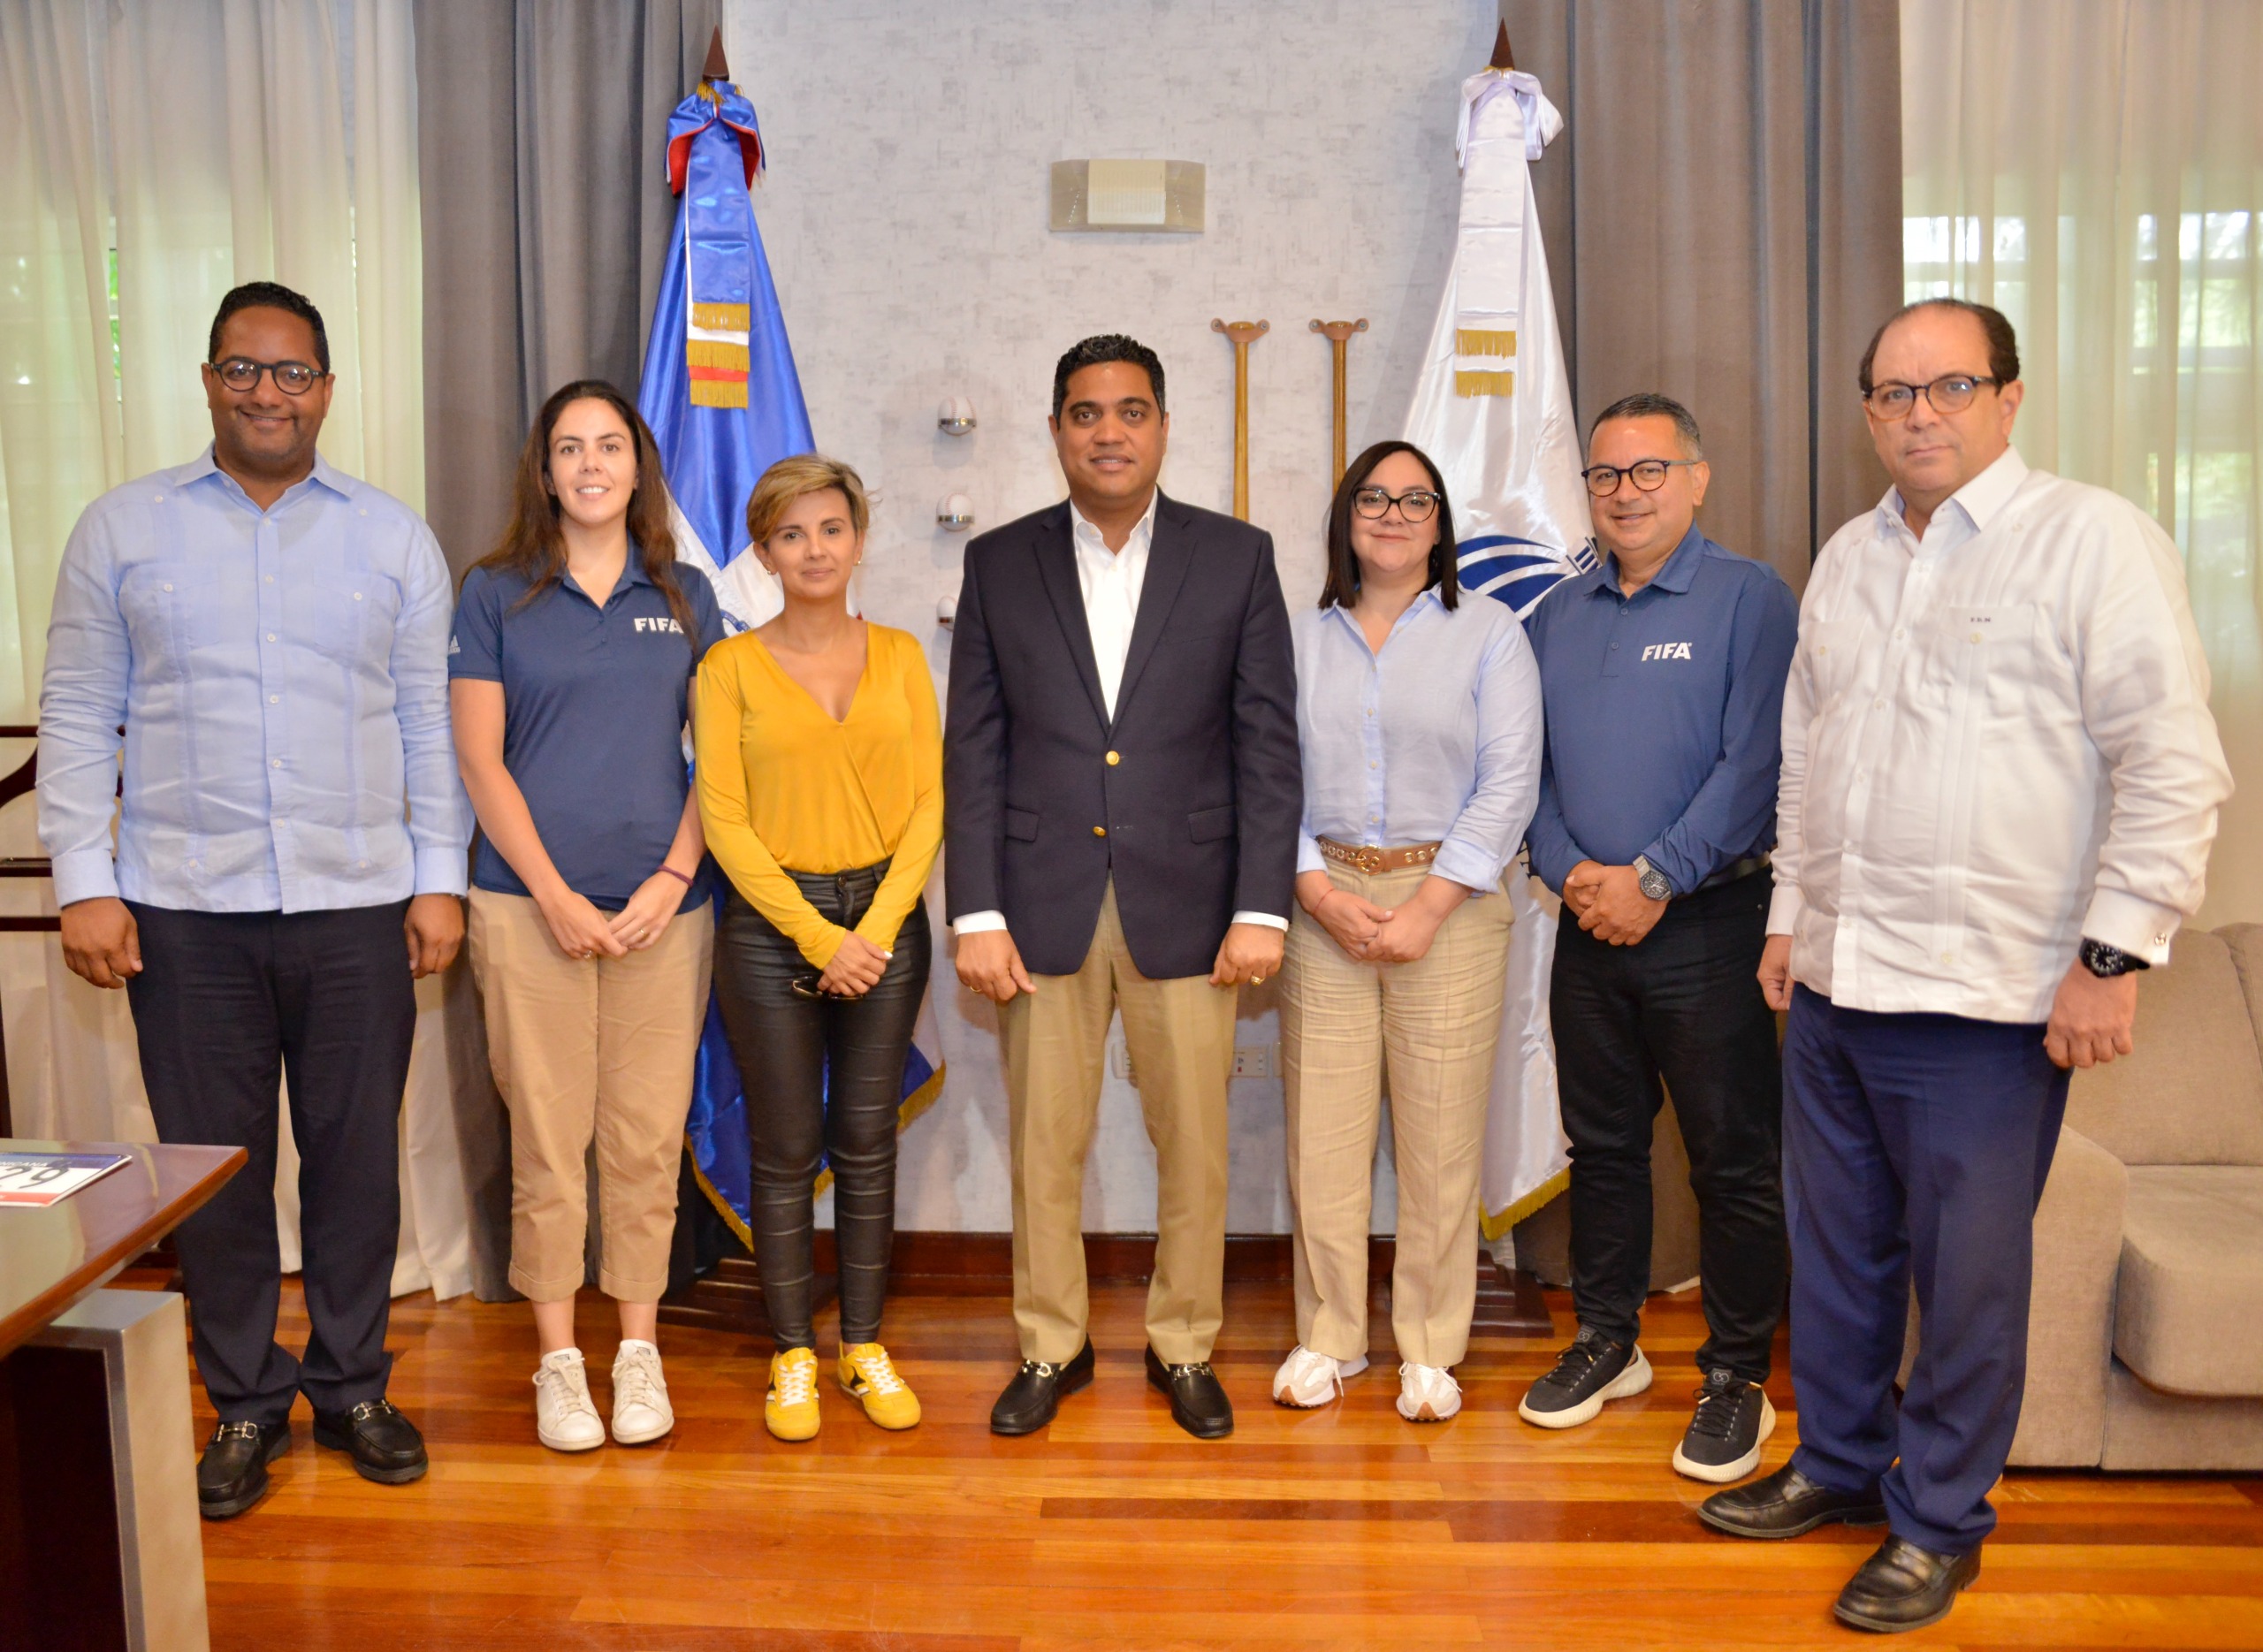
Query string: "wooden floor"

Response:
xmin=133 ymin=1271 xmax=2263 ymax=1649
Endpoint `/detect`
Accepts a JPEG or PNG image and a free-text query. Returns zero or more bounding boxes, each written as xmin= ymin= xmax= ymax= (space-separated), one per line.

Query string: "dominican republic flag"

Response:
xmin=638 ymin=76 xmax=944 ymax=1251
xmin=1403 ymin=63 xmax=1592 ymax=1246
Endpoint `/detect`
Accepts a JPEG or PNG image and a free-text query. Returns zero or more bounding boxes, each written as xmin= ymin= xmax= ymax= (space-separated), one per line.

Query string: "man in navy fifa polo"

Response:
xmin=1514 ymin=393 xmax=1800 ymax=1487
xmin=450 ymin=557 xmax=726 ymax=910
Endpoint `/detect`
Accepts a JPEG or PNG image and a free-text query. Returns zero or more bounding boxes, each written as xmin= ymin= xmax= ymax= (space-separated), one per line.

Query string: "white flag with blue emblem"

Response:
xmin=1404 ymin=63 xmax=1590 ymax=1247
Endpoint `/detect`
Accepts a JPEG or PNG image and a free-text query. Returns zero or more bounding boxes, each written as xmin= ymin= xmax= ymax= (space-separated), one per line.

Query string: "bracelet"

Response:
xmin=657 ymin=864 xmax=694 ymax=887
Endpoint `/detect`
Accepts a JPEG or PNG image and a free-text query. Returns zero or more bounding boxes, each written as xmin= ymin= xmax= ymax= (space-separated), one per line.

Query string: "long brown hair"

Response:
xmin=1317 ymin=440 xmax=1459 ymax=611
xmin=476 ymin=379 xmax=695 ymax=636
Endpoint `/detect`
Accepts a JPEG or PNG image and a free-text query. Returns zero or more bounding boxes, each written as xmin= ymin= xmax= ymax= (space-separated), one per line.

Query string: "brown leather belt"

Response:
xmin=1317 ymin=837 xmax=1443 ymax=874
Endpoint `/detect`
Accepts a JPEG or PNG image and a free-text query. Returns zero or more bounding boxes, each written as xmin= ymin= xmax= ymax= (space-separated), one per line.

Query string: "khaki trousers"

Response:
xmin=468 ymin=887 xmax=713 ymax=1303
xmin=998 ymin=881 xmax=1237 ymax=1364
xmin=1279 ymin=862 xmax=1512 ymax=1368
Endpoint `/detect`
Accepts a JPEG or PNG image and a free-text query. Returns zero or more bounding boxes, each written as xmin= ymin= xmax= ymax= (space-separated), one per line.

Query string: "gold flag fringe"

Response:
xmin=687 ymin=339 xmax=751 ymax=370
xmin=691 ymin=301 xmax=751 ymax=331
xmin=1455 ymin=327 xmax=1518 ymax=358
xmin=690 ymin=380 xmax=749 ymax=408
xmin=1455 ymin=369 xmax=1517 ymax=399
xmin=1480 ymin=1164 xmax=1569 ymax=1242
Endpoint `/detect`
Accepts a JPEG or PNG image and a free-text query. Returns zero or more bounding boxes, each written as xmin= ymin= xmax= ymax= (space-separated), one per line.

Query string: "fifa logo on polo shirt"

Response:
xmin=633 ymin=617 xmax=685 ymax=635
xmin=1641 ymin=642 xmax=1694 ymax=662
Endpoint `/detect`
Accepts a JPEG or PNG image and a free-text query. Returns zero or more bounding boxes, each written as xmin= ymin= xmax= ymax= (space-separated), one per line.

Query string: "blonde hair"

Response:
xmin=745 ymin=453 xmax=872 ymax=547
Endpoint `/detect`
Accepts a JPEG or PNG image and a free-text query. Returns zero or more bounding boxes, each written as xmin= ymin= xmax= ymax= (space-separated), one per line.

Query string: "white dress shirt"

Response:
xmin=955 ymin=492 xmax=1285 ymax=938
xmin=1770 ymin=445 xmax=2230 ymax=1023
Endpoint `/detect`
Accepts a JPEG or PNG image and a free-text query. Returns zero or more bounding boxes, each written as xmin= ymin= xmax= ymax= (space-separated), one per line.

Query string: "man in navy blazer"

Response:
xmin=946 ymin=335 xmax=1299 ymax=1439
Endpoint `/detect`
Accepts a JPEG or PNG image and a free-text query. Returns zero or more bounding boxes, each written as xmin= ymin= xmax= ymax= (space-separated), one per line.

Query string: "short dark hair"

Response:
xmin=1318 ymin=440 xmax=1459 ymax=612
xmin=1857 ymin=298 xmax=2019 ymax=392
xmin=1589 ymin=392 xmax=1703 ymax=458
xmin=208 ymin=280 xmax=331 ymax=375
xmin=1051 ymin=334 xmax=1165 ymax=420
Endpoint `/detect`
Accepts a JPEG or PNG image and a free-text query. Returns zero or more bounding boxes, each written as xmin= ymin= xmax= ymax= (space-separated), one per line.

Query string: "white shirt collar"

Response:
xmin=1070 ymin=491 xmax=1159 ymax=561
xmin=1880 ymin=444 xmax=2029 ymax=538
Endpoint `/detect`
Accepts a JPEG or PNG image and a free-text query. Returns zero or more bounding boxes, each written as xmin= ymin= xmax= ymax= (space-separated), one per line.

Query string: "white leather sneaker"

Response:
xmin=533 ymin=1348 xmax=606 ymax=1451
xmin=611 ymin=1339 xmax=674 ymax=1445
xmin=1271 ymin=1344 xmax=1369 ymax=1408
xmin=1398 ymin=1361 xmax=1462 ymax=1422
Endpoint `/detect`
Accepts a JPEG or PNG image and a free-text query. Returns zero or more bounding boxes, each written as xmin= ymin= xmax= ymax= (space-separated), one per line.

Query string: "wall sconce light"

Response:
xmin=1049 ymin=160 xmax=1206 ymax=232
xmin=937 ymin=493 xmax=975 ymax=531
xmin=937 ymin=396 xmax=977 ymax=436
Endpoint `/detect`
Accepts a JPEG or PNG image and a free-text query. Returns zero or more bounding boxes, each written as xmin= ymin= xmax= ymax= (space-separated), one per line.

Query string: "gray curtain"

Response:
xmin=415 ymin=0 xmax=720 ymax=579
xmin=410 ymin=0 xmax=719 ymax=1298
xmin=1499 ymin=0 xmax=1903 ymax=591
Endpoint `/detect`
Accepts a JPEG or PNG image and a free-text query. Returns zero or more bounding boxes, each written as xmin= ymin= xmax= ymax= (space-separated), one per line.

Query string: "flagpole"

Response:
xmin=1308 ymin=319 xmax=1368 ymax=484
xmin=1208 ymin=318 xmax=1269 ymax=521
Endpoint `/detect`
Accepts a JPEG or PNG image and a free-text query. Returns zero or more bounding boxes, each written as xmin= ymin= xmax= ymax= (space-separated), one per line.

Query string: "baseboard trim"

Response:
xmin=659 ymin=1231 xmax=1554 ymax=1339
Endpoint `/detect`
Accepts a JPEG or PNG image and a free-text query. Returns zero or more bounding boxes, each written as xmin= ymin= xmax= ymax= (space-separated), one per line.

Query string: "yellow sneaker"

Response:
xmin=765 ymin=1347 xmax=820 ymax=1442
xmin=837 ymin=1342 xmax=921 ymax=1430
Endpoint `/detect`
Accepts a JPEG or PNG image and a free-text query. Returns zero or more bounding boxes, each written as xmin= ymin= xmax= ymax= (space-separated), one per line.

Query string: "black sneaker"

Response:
xmin=1516 ymin=1325 xmax=1652 ymax=1429
xmin=1672 ymin=1367 xmax=1777 ymax=1482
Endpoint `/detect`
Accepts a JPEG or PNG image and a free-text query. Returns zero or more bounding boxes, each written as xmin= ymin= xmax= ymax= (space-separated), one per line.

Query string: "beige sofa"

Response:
xmin=2007 ymin=923 xmax=2263 ymax=1468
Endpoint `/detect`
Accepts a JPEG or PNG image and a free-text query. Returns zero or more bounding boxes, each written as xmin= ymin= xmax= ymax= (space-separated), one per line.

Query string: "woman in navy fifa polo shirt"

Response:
xmin=450 ymin=380 xmax=726 ymax=1455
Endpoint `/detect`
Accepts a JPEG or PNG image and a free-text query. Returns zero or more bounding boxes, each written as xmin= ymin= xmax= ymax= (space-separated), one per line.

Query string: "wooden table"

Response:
xmin=0 ymin=1140 xmax=242 ymax=1357
xmin=1 ymin=1139 xmax=243 ymax=1651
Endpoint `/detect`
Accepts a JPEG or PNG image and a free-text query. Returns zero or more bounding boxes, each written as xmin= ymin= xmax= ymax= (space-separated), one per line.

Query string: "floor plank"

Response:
xmin=124 ymin=1270 xmax=2263 ymax=1648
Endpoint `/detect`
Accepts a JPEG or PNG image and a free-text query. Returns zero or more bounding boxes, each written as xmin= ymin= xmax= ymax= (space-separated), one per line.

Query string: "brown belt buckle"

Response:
xmin=1352 ymin=844 xmax=1384 ymax=873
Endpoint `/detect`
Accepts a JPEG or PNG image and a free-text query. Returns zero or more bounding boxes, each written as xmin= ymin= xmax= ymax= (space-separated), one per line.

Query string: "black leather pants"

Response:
xmin=712 ymin=861 xmax=932 ymax=1350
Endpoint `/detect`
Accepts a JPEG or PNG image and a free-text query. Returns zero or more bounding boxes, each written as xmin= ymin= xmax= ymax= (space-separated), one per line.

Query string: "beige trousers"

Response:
xmin=998 ymin=881 xmax=1237 ymax=1364
xmin=468 ymin=887 xmax=714 ymax=1303
xmin=1279 ymin=862 xmax=1512 ymax=1368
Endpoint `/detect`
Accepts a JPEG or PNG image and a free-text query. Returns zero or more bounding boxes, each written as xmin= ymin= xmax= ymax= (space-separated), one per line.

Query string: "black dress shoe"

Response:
xmin=1834 ymin=1535 xmax=1982 ymax=1633
xmin=1145 ymin=1345 xmax=1233 ymax=1440
xmin=1697 ymin=1462 xmax=1887 ymax=1540
xmin=198 ymin=1419 xmax=291 ymax=1519
xmin=311 ymin=1397 xmax=428 ymax=1484
xmin=990 ymin=1341 xmax=1095 ymax=1435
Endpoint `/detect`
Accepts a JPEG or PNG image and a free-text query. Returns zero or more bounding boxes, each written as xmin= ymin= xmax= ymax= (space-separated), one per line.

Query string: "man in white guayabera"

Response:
xmin=1698 ymin=298 xmax=2231 ymax=1634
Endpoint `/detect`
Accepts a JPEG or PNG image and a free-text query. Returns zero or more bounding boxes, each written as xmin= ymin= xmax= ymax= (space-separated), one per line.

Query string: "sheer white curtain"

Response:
xmin=0 ymin=0 xmax=473 ymax=1298
xmin=1901 ymin=0 xmax=2263 ymax=924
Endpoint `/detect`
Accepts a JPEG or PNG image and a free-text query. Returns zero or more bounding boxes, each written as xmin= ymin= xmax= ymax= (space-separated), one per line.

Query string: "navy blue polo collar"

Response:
xmin=1584 ymin=522 xmax=1707 ymax=601
xmin=561 ymin=546 xmax=657 ymax=605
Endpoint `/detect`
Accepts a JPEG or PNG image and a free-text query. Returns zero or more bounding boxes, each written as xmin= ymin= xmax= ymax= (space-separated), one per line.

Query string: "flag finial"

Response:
xmin=1489 ymin=20 xmax=1516 ymax=72
xmin=702 ymin=27 xmax=729 ymax=82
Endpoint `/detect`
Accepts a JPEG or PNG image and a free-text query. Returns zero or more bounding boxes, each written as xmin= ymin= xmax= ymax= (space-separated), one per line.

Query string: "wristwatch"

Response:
xmin=1632 ymin=856 xmax=1674 ymax=903
xmin=2079 ymin=938 xmax=2151 ymax=978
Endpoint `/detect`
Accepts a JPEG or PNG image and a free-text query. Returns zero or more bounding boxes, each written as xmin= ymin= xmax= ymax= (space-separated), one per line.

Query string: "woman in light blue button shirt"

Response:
xmin=1271 ymin=440 xmax=1544 ymax=1425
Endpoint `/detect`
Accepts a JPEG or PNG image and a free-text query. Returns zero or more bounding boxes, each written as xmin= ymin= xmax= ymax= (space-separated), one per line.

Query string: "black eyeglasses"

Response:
xmin=1863 ymin=374 xmax=1999 ymax=420
xmin=1352 ymin=486 xmax=1439 ymax=522
xmin=209 ymin=356 xmax=324 ymax=396
xmin=1581 ymin=459 xmax=1699 ymax=497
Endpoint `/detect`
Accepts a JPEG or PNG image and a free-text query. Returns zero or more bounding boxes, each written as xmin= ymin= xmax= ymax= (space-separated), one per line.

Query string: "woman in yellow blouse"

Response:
xmin=696 ymin=454 xmax=941 ymax=1443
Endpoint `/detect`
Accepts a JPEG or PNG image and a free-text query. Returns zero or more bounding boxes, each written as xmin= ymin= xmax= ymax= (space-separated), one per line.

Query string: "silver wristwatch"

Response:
xmin=1633 ymin=856 xmax=1673 ymax=902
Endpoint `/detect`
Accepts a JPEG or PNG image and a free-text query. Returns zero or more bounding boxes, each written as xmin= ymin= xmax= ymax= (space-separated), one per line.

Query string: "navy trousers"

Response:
xmin=126 ymin=900 xmax=416 ymax=1425
xmin=1783 ymin=985 xmax=2069 ymax=1554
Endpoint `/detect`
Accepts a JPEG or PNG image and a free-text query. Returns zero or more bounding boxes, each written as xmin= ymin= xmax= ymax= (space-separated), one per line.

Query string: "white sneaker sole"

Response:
xmin=1398 ymin=1388 xmax=1460 ymax=1423
xmin=1518 ymin=1344 xmax=1654 ymax=1429
xmin=1672 ymin=1392 xmax=1777 ymax=1483
xmin=537 ymin=1420 xmax=606 ymax=1452
xmin=1272 ymin=1351 xmax=1369 ymax=1408
xmin=612 ymin=1409 xmax=674 ymax=1446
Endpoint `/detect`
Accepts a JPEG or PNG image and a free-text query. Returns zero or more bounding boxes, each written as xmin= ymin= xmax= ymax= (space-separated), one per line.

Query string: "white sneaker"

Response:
xmin=533 ymin=1348 xmax=606 ymax=1451
xmin=1397 ymin=1361 xmax=1462 ymax=1422
xmin=1271 ymin=1344 xmax=1369 ymax=1408
xmin=611 ymin=1339 xmax=674 ymax=1445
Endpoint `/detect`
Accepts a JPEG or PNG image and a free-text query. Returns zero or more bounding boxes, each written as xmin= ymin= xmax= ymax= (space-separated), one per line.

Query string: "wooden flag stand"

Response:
xmin=1308 ymin=318 xmax=1369 ymax=484
xmin=1209 ymin=318 xmax=1269 ymax=521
